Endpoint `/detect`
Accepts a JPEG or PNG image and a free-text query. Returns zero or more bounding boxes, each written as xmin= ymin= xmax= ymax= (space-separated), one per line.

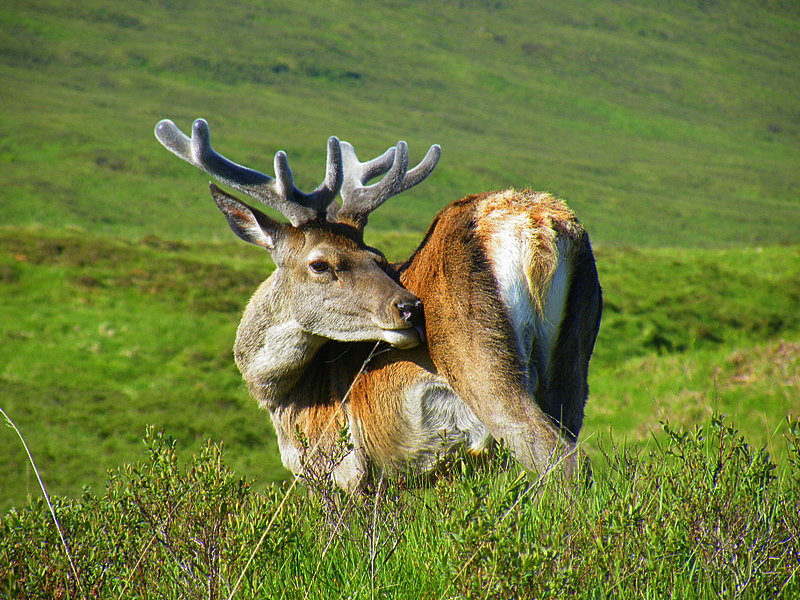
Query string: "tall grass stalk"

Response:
xmin=0 ymin=407 xmax=85 ymax=599
xmin=228 ymin=342 xmax=385 ymax=600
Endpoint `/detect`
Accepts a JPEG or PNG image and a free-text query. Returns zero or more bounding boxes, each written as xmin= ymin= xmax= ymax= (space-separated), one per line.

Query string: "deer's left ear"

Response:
xmin=209 ymin=184 xmax=287 ymax=250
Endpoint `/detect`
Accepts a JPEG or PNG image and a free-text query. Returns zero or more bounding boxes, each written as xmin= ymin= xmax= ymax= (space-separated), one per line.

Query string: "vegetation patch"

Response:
xmin=1 ymin=0 xmax=798 ymax=244
xmin=1 ymin=228 xmax=798 ymax=511
xmin=1 ymin=416 xmax=797 ymax=598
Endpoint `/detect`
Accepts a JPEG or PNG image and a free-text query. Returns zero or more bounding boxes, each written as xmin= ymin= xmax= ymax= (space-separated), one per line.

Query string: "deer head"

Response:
xmin=154 ymin=119 xmax=440 ymax=349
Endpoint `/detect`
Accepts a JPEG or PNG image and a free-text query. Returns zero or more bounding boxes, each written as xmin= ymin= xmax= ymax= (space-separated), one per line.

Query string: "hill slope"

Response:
xmin=2 ymin=0 xmax=798 ymax=246
xmin=0 ymin=228 xmax=798 ymax=510
xmin=1 ymin=0 xmax=798 ymax=512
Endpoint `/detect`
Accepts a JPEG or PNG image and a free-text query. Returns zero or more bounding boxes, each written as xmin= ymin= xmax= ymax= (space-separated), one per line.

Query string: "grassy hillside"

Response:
xmin=1 ymin=0 xmax=798 ymax=246
xmin=1 ymin=3 xmax=798 ymax=594
xmin=1 ymin=227 xmax=798 ymax=511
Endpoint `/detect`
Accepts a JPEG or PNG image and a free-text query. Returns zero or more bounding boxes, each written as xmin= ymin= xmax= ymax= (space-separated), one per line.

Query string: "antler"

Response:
xmin=335 ymin=140 xmax=442 ymax=228
xmin=154 ymin=118 xmax=342 ymax=227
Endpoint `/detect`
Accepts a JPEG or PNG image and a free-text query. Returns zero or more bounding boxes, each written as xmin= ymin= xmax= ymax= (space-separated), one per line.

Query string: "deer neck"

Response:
xmin=233 ymin=274 xmax=328 ymax=410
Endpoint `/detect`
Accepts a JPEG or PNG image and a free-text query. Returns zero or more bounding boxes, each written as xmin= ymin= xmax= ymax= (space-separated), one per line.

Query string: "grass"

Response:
xmin=1 ymin=1 xmax=799 ymax=596
xmin=0 ymin=227 xmax=287 ymax=512
xmin=1 ymin=415 xmax=798 ymax=598
xmin=1 ymin=0 xmax=798 ymax=245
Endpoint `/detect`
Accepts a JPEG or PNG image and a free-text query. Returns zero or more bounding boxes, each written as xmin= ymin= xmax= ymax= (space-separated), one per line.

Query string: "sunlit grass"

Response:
xmin=1 ymin=0 xmax=798 ymax=245
xmin=1 ymin=228 xmax=797 ymax=511
xmin=1 ymin=416 xmax=798 ymax=598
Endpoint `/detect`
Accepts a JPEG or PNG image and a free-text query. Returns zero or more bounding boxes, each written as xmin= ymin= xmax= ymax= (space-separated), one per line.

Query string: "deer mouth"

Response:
xmin=381 ymin=324 xmax=426 ymax=349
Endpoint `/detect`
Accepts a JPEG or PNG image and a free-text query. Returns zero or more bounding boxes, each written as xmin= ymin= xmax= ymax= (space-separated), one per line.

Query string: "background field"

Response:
xmin=1 ymin=0 xmax=798 ymax=518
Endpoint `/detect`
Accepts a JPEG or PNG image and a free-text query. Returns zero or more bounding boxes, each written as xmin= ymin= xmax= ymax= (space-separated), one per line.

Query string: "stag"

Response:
xmin=155 ymin=118 xmax=602 ymax=491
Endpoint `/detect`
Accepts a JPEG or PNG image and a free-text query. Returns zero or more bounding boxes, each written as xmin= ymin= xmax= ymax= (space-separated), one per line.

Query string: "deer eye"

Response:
xmin=308 ymin=259 xmax=330 ymax=274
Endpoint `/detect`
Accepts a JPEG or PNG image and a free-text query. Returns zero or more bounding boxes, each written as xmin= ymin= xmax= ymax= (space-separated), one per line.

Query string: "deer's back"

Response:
xmin=347 ymin=189 xmax=598 ymax=468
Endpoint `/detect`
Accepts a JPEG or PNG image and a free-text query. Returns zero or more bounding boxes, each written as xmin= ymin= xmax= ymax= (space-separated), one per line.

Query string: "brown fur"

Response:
xmin=226 ymin=189 xmax=601 ymax=488
xmin=154 ymin=118 xmax=601 ymax=488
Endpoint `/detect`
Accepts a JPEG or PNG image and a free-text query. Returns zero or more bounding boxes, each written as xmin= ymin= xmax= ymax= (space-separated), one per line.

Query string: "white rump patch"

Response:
xmin=487 ymin=229 xmax=571 ymax=389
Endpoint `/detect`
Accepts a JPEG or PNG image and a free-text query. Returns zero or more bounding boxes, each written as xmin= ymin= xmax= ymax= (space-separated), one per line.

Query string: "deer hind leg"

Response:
xmin=406 ymin=200 xmax=577 ymax=477
xmin=496 ymin=232 xmax=594 ymax=441
xmin=536 ymin=236 xmax=602 ymax=441
xmin=477 ymin=196 xmax=601 ymax=443
xmin=490 ymin=230 xmax=573 ymax=404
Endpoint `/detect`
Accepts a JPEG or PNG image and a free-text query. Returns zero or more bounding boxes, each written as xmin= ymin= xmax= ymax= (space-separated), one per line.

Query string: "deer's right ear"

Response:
xmin=209 ymin=184 xmax=286 ymax=250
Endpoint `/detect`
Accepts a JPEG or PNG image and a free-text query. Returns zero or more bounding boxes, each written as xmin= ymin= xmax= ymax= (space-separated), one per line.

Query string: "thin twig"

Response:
xmin=134 ymin=495 xmax=200 ymax=585
xmin=228 ymin=342 xmax=384 ymax=600
xmin=1 ymin=407 xmax=86 ymax=599
xmin=116 ymin=479 xmax=202 ymax=600
xmin=444 ymin=434 xmax=595 ymax=598
xmin=311 ymin=487 xmax=359 ymax=581
xmin=369 ymin=471 xmax=385 ymax=599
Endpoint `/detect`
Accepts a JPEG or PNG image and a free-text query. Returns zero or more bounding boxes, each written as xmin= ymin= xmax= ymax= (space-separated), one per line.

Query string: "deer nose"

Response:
xmin=396 ymin=299 xmax=423 ymax=324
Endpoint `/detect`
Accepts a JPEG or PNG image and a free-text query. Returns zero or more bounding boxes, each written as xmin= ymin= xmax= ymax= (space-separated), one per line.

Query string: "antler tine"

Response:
xmin=313 ymin=135 xmax=346 ymax=201
xmin=400 ymin=143 xmax=442 ymax=191
xmin=154 ymin=119 xmax=342 ymax=227
xmin=337 ymin=140 xmax=442 ymax=228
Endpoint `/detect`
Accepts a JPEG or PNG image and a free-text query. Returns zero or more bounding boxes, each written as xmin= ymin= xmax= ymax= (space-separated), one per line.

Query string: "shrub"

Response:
xmin=0 ymin=417 xmax=797 ymax=599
